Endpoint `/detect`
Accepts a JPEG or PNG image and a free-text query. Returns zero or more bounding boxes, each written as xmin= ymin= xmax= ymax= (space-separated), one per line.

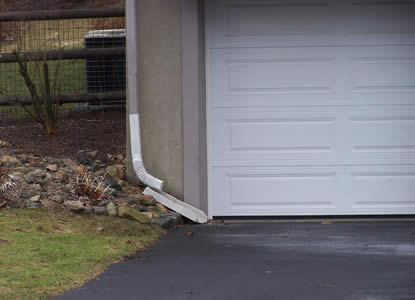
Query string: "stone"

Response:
xmin=1 ymin=155 xmax=21 ymax=168
xmin=151 ymin=213 xmax=183 ymax=228
xmin=93 ymin=206 xmax=107 ymax=216
xmin=20 ymin=191 xmax=31 ymax=198
xmin=30 ymin=184 xmax=42 ymax=192
xmin=16 ymin=154 xmax=28 ymax=164
xmin=63 ymin=159 xmax=78 ymax=171
xmin=40 ymin=199 xmax=60 ymax=209
xmin=26 ymin=174 xmax=42 ymax=184
xmin=50 ymin=195 xmax=64 ymax=204
xmin=87 ymin=150 xmax=98 ymax=157
xmin=83 ymin=207 xmax=94 ymax=215
xmin=10 ymin=172 xmax=23 ymax=178
xmin=30 ymin=195 xmax=41 ymax=202
xmin=0 ymin=140 xmax=10 ymax=147
xmin=96 ymin=226 xmax=105 ymax=232
xmin=155 ymin=203 xmax=169 ymax=214
xmin=98 ymin=199 xmax=111 ymax=207
xmin=106 ymin=202 xmax=118 ymax=216
xmin=141 ymin=194 xmax=157 ymax=206
xmin=105 ymin=165 xmax=126 ymax=180
xmin=13 ymin=167 xmax=33 ymax=174
xmin=118 ymin=206 xmax=150 ymax=224
xmin=46 ymin=164 xmax=58 ymax=172
xmin=127 ymin=194 xmax=145 ymax=205
xmin=141 ymin=212 xmax=153 ymax=220
xmin=64 ymin=200 xmax=85 ymax=213
xmin=103 ymin=178 xmax=123 ymax=192
xmin=26 ymin=201 xmax=41 ymax=208
xmin=55 ymin=171 xmax=69 ymax=183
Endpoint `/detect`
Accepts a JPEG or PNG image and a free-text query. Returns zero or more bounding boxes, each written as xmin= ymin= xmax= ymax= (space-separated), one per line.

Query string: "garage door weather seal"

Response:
xmin=126 ymin=0 xmax=207 ymax=224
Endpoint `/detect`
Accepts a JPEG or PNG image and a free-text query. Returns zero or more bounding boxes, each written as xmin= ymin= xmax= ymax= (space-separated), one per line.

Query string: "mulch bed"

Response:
xmin=0 ymin=110 xmax=126 ymax=164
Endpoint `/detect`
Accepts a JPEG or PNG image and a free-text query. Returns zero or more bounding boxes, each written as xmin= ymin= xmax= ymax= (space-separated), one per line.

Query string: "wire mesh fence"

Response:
xmin=0 ymin=13 xmax=126 ymax=122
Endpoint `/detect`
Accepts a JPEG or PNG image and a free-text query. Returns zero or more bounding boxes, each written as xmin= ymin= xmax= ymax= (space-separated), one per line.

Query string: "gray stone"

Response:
xmin=87 ymin=150 xmax=98 ymax=157
xmin=20 ymin=191 xmax=31 ymax=198
xmin=1 ymin=155 xmax=21 ymax=168
xmin=55 ymin=171 xmax=69 ymax=183
xmin=141 ymin=195 xmax=157 ymax=206
xmin=118 ymin=206 xmax=150 ymax=224
xmin=16 ymin=155 xmax=28 ymax=164
xmin=30 ymin=195 xmax=41 ymax=202
xmin=13 ymin=167 xmax=33 ymax=174
xmin=98 ymin=199 xmax=111 ymax=207
xmin=50 ymin=195 xmax=64 ymax=204
xmin=25 ymin=201 xmax=41 ymax=208
xmin=141 ymin=212 xmax=153 ymax=220
xmin=63 ymin=159 xmax=78 ymax=171
xmin=104 ymin=178 xmax=123 ymax=191
xmin=105 ymin=165 xmax=126 ymax=180
xmin=151 ymin=213 xmax=183 ymax=229
xmin=93 ymin=206 xmax=107 ymax=216
xmin=106 ymin=202 xmax=118 ymax=216
xmin=64 ymin=200 xmax=85 ymax=213
xmin=40 ymin=199 xmax=60 ymax=209
xmin=83 ymin=207 xmax=94 ymax=215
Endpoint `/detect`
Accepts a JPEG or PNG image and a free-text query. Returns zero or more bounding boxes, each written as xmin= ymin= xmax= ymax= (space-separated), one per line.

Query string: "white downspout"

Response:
xmin=126 ymin=0 xmax=208 ymax=224
xmin=126 ymin=0 xmax=163 ymax=191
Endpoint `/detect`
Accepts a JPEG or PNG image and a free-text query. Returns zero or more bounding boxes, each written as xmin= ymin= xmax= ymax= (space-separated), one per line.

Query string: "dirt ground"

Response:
xmin=0 ymin=110 xmax=126 ymax=164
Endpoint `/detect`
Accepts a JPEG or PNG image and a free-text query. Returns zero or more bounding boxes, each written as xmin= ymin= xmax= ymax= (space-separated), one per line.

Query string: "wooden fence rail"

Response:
xmin=0 ymin=91 xmax=126 ymax=106
xmin=0 ymin=8 xmax=124 ymax=22
xmin=0 ymin=47 xmax=125 ymax=63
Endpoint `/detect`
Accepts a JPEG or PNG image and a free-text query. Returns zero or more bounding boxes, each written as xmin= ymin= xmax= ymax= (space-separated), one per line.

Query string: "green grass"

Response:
xmin=0 ymin=209 xmax=164 ymax=300
xmin=0 ymin=59 xmax=86 ymax=97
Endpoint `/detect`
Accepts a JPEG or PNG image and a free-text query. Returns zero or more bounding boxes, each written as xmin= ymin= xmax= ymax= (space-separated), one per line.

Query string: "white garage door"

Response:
xmin=206 ymin=0 xmax=415 ymax=216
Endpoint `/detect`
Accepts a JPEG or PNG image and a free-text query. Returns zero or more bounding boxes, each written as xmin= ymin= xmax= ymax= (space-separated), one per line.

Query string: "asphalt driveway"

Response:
xmin=55 ymin=221 xmax=415 ymax=300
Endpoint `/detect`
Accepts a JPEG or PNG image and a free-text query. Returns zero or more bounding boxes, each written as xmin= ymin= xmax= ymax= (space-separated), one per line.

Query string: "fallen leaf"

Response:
xmin=39 ymin=259 xmax=49 ymax=263
xmin=32 ymin=275 xmax=40 ymax=278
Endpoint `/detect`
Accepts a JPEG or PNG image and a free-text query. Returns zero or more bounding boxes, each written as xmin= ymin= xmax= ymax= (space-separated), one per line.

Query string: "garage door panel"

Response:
xmin=209 ymin=46 xmax=415 ymax=107
xmin=225 ymin=1 xmax=333 ymax=37
xmin=211 ymin=166 xmax=415 ymax=216
xmin=211 ymin=110 xmax=338 ymax=164
xmin=351 ymin=171 xmax=415 ymax=208
xmin=211 ymin=108 xmax=415 ymax=165
xmin=349 ymin=0 xmax=415 ymax=35
xmin=351 ymin=58 xmax=415 ymax=90
xmin=207 ymin=0 xmax=415 ymax=48
xmin=211 ymin=167 xmax=340 ymax=216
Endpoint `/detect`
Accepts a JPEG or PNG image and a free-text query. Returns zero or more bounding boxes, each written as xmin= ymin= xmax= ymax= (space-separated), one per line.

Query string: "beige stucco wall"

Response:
xmin=126 ymin=0 xmax=184 ymax=199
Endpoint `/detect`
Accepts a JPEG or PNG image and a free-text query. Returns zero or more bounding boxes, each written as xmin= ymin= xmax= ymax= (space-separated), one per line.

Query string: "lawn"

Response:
xmin=0 ymin=59 xmax=87 ymax=97
xmin=0 ymin=208 xmax=164 ymax=300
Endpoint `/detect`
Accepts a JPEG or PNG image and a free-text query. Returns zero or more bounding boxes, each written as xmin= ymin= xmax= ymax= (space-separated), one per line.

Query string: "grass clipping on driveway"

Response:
xmin=0 ymin=209 xmax=164 ymax=300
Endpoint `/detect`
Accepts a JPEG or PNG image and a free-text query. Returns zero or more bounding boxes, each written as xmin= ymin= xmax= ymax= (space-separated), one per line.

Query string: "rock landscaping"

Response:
xmin=0 ymin=146 xmax=182 ymax=229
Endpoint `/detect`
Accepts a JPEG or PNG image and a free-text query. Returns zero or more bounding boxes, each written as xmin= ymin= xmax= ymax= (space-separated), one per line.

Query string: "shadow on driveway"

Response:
xmin=54 ymin=221 xmax=415 ymax=300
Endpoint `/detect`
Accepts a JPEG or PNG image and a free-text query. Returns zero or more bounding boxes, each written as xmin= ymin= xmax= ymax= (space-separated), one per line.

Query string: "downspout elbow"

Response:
xmin=129 ymin=113 xmax=164 ymax=191
xmin=131 ymin=159 xmax=164 ymax=191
